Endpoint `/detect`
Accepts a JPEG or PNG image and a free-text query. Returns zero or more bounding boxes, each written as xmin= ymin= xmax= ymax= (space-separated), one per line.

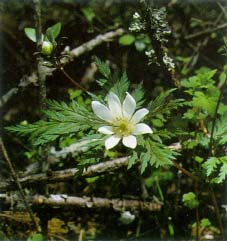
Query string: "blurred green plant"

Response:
xmin=27 ymin=233 xmax=43 ymax=241
xmin=181 ymin=65 xmax=227 ymax=183
xmin=182 ymin=192 xmax=199 ymax=209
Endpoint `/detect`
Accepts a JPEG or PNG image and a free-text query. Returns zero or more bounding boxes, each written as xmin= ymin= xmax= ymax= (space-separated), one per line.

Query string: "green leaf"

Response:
xmin=138 ymin=138 xmax=176 ymax=173
xmin=140 ymin=152 xmax=149 ymax=174
xmin=86 ymin=176 xmax=99 ymax=183
xmin=128 ymin=151 xmax=138 ymax=169
xmin=148 ymin=89 xmax=184 ymax=122
xmin=203 ymin=157 xmax=220 ymax=176
xmin=183 ymin=109 xmax=196 ymax=120
xmin=45 ymin=22 xmax=61 ymax=42
xmin=194 ymin=156 xmax=203 ymax=163
xmin=195 ymin=67 xmax=217 ymax=81
xmin=119 ymin=34 xmax=135 ymax=46
xmin=176 ymin=56 xmax=191 ymax=64
xmin=145 ymin=170 xmax=174 ymax=188
xmin=111 ymin=72 xmax=129 ymax=101
xmin=68 ymin=89 xmax=82 ymax=100
xmin=192 ymin=91 xmax=218 ymax=116
xmin=78 ymin=157 xmax=100 ymax=168
xmin=96 ymin=78 xmax=108 ymax=87
xmin=211 ymin=114 xmax=227 ymax=145
xmin=203 ymin=156 xmax=227 ymax=183
xmin=147 ymin=139 xmax=175 ymax=168
xmin=152 ymin=119 xmax=164 ymax=127
xmin=24 ymin=28 xmax=37 ymax=42
xmin=181 ymin=67 xmax=216 ymax=90
xmin=219 ymin=72 xmax=226 ymax=85
xmin=27 ymin=233 xmax=43 ymax=241
xmin=182 ymin=192 xmax=199 ymax=209
xmin=217 ymin=162 xmax=227 ymax=183
xmin=200 ymin=218 xmax=211 ymax=228
xmin=95 ymin=57 xmax=111 ymax=79
xmin=131 ymin=82 xmax=145 ymax=107
xmin=168 ymin=223 xmax=174 ymax=236
xmin=81 ymin=7 xmax=95 ymax=23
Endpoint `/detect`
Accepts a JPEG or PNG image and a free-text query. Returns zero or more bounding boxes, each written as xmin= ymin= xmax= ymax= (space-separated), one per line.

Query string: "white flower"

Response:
xmin=92 ymin=92 xmax=153 ymax=150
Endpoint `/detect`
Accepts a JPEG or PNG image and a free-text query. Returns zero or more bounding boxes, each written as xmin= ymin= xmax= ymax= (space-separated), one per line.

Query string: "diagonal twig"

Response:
xmin=0 ymin=138 xmax=40 ymax=231
xmin=185 ymin=22 xmax=227 ymax=40
xmin=0 ymin=142 xmax=201 ymax=191
xmin=0 ymin=157 xmax=129 ymax=191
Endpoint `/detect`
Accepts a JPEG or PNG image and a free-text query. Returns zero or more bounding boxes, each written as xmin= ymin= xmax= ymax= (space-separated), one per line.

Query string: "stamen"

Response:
xmin=113 ymin=119 xmax=133 ymax=136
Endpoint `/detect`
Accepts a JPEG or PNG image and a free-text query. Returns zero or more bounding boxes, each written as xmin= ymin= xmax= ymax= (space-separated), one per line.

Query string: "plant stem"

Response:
xmin=195 ymin=180 xmax=199 ymax=241
xmin=172 ymin=160 xmax=200 ymax=182
xmin=60 ymin=67 xmax=87 ymax=92
xmin=210 ymin=187 xmax=224 ymax=239
xmin=34 ymin=0 xmax=47 ymax=113
xmin=34 ymin=0 xmax=42 ymax=50
xmin=0 ymin=138 xmax=40 ymax=232
xmin=185 ymin=22 xmax=227 ymax=40
xmin=209 ymin=78 xmax=227 ymax=155
xmin=207 ymin=76 xmax=227 ymax=240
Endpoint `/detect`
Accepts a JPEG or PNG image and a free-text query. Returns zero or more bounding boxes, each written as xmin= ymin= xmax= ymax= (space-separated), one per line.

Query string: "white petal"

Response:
xmin=107 ymin=92 xmax=122 ymax=118
xmin=98 ymin=126 xmax=114 ymax=134
xmin=133 ymin=123 xmax=153 ymax=135
xmin=122 ymin=135 xmax=137 ymax=149
xmin=105 ymin=135 xmax=121 ymax=149
xmin=122 ymin=92 xmax=136 ymax=119
xmin=92 ymin=101 xmax=113 ymax=122
xmin=131 ymin=108 xmax=149 ymax=124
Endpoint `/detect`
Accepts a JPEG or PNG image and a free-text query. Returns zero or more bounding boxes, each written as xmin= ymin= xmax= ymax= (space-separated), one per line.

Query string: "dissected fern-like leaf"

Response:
xmin=6 ymin=100 xmax=102 ymax=146
xmin=95 ymin=57 xmax=111 ymax=79
xmin=111 ymin=71 xmax=129 ymax=101
xmin=131 ymin=82 xmax=145 ymax=107
xmin=138 ymin=137 xmax=177 ymax=173
xmin=203 ymin=156 xmax=227 ymax=183
xmin=148 ymin=88 xmax=184 ymax=118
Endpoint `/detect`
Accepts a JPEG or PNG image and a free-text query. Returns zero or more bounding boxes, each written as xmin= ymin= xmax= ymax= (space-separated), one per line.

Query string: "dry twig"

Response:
xmin=0 ymin=157 xmax=128 ymax=191
xmin=0 ymin=143 xmax=201 ymax=191
xmin=185 ymin=22 xmax=227 ymax=40
xmin=0 ymin=194 xmax=162 ymax=212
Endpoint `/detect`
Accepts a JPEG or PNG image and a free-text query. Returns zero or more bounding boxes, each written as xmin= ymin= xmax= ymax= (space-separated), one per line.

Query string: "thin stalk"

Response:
xmin=34 ymin=0 xmax=47 ymax=112
xmin=209 ymin=78 xmax=227 ymax=154
xmin=33 ymin=2 xmax=49 ymax=237
xmin=60 ymin=67 xmax=87 ymax=92
xmin=195 ymin=181 xmax=199 ymax=241
xmin=34 ymin=0 xmax=42 ymax=50
xmin=211 ymin=187 xmax=224 ymax=238
xmin=207 ymin=78 xmax=227 ymax=239
xmin=172 ymin=160 xmax=200 ymax=182
xmin=0 ymin=138 xmax=40 ymax=232
xmin=155 ymin=177 xmax=164 ymax=202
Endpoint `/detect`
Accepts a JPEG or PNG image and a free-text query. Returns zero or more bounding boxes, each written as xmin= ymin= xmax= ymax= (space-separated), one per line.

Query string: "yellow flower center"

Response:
xmin=113 ymin=119 xmax=133 ymax=137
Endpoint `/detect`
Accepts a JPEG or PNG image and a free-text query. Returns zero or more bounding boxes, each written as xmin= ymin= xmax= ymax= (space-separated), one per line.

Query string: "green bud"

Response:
xmin=41 ymin=41 xmax=53 ymax=55
xmin=20 ymin=120 xmax=28 ymax=126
